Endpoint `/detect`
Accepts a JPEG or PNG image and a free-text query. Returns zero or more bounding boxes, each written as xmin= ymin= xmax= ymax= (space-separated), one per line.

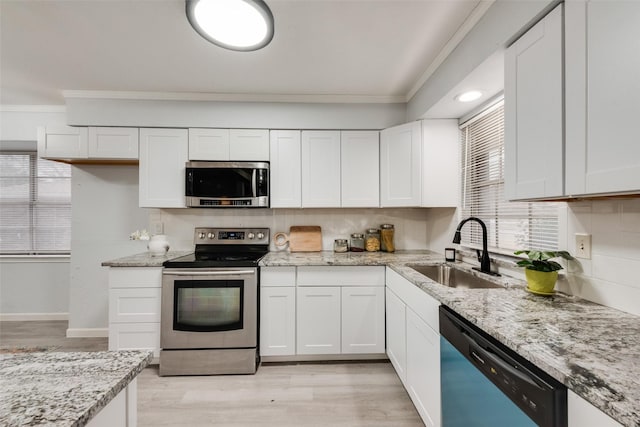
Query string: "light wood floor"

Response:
xmin=1 ymin=321 xmax=423 ymax=426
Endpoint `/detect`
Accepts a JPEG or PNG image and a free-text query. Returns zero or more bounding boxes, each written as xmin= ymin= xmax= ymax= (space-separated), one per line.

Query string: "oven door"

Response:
xmin=161 ymin=268 xmax=257 ymax=349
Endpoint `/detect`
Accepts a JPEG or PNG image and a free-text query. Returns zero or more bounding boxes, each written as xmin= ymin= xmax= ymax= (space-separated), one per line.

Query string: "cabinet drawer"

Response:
xmin=386 ymin=268 xmax=439 ymax=331
xmin=108 ymin=267 xmax=162 ymax=288
xmin=260 ymin=267 xmax=296 ymax=287
xmin=108 ymin=322 xmax=160 ymax=358
xmin=297 ymin=266 xmax=385 ymax=287
xmin=109 ymin=288 xmax=161 ymax=323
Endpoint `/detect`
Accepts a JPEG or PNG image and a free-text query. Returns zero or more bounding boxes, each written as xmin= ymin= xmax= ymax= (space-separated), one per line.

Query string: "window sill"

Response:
xmin=0 ymin=254 xmax=70 ymax=263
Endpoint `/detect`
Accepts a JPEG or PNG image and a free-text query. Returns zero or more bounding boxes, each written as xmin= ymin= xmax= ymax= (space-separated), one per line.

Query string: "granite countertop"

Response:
xmin=260 ymin=250 xmax=640 ymax=427
xmin=0 ymin=350 xmax=152 ymax=427
xmin=101 ymin=250 xmax=192 ymax=267
xmin=102 ymin=249 xmax=639 ymax=426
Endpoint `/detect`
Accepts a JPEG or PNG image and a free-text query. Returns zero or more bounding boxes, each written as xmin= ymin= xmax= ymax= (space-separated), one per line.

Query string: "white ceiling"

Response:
xmin=0 ymin=0 xmax=493 ymax=107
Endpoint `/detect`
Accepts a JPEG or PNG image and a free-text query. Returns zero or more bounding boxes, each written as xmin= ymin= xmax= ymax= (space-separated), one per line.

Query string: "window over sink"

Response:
xmin=459 ymin=99 xmax=560 ymax=253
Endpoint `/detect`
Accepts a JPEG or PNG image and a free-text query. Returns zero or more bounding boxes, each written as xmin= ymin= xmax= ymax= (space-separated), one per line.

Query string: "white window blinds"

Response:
xmin=460 ymin=100 xmax=559 ymax=253
xmin=0 ymin=152 xmax=71 ymax=254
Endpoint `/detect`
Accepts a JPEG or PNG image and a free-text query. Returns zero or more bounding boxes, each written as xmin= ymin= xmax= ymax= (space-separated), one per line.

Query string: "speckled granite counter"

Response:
xmin=101 ymin=250 xmax=192 ymax=267
xmin=0 ymin=350 xmax=152 ymax=426
xmin=260 ymin=250 xmax=640 ymax=427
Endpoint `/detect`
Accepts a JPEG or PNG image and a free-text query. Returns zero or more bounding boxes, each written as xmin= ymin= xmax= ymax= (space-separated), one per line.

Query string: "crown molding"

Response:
xmin=1 ymin=105 xmax=66 ymax=113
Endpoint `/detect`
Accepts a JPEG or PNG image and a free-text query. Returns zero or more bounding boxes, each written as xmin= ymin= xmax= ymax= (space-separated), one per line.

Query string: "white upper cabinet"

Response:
xmin=565 ymin=0 xmax=640 ymax=196
xmin=139 ymin=128 xmax=188 ymax=208
xmin=230 ymin=129 xmax=270 ymax=160
xmin=88 ymin=127 xmax=139 ymax=160
xmin=188 ymin=128 xmax=269 ymax=161
xmin=504 ymin=4 xmax=564 ymax=201
xmin=188 ymin=128 xmax=229 ymax=160
xmin=37 ymin=125 xmax=89 ymax=159
xmin=301 ymin=130 xmax=341 ymax=207
xmin=269 ymin=130 xmax=302 ymax=208
xmin=340 ymin=131 xmax=380 ymax=207
xmin=421 ymin=120 xmax=459 ymax=207
xmin=380 ymin=121 xmax=422 ymax=207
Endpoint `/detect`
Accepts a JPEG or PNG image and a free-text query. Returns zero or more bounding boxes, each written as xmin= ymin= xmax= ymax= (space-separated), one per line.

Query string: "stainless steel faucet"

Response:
xmin=453 ymin=217 xmax=499 ymax=276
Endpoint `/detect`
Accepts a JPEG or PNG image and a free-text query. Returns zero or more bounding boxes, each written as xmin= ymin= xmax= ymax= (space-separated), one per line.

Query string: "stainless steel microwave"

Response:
xmin=185 ymin=161 xmax=269 ymax=208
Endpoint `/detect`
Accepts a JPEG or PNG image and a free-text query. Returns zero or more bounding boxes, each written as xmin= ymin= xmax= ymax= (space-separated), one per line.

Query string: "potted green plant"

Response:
xmin=513 ymin=250 xmax=574 ymax=294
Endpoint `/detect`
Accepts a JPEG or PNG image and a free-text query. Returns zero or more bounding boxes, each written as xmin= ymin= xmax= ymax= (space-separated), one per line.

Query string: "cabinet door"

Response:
xmin=421 ymin=120 xmax=459 ymax=207
xmin=37 ymin=125 xmax=88 ymax=159
xmin=108 ymin=322 xmax=160 ymax=358
xmin=109 ymin=288 xmax=161 ymax=323
xmin=269 ymin=130 xmax=302 ymax=208
xmin=229 ymin=129 xmax=269 ymax=161
xmin=88 ymin=127 xmax=138 ymax=159
xmin=406 ymin=308 xmax=441 ymax=427
xmin=260 ymin=287 xmax=296 ymax=356
xmin=385 ymin=287 xmax=407 ymax=384
xmin=188 ymin=128 xmax=229 ymax=160
xmin=341 ymin=286 xmax=385 ymax=354
xmin=568 ymin=390 xmax=622 ymax=427
xmin=301 ymin=131 xmax=341 ymax=207
xmin=139 ymin=128 xmax=188 ymax=207
xmin=380 ymin=122 xmax=422 ymax=207
xmin=565 ymin=1 xmax=640 ymax=196
xmin=341 ymin=131 xmax=379 ymax=207
xmin=504 ymin=4 xmax=563 ymax=200
xmin=296 ymin=286 xmax=341 ymax=355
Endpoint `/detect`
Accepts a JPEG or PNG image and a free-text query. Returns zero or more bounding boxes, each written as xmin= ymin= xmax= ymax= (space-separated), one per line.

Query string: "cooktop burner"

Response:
xmin=163 ymin=227 xmax=270 ymax=269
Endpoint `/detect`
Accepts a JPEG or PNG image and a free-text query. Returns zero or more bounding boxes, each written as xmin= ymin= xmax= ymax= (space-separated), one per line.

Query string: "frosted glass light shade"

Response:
xmin=186 ymin=0 xmax=274 ymax=51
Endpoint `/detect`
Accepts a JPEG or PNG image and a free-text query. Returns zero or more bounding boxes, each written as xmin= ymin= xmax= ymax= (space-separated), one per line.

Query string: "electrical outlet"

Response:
xmin=575 ymin=233 xmax=591 ymax=259
xmin=151 ymin=221 xmax=164 ymax=235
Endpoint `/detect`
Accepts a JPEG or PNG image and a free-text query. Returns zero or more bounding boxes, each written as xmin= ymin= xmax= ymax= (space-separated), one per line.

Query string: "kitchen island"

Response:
xmin=0 ymin=350 xmax=152 ymax=426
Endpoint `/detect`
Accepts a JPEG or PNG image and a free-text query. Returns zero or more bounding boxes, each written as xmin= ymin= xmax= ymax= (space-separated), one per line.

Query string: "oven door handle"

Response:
xmin=163 ymin=270 xmax=256 ymax=276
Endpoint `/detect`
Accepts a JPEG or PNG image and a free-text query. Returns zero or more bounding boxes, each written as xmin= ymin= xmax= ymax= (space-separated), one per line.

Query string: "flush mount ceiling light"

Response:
xmin=455 ymin=90 xmax=483 ymax=103
xmin=186 ymin=0 xmax=274 ymax=51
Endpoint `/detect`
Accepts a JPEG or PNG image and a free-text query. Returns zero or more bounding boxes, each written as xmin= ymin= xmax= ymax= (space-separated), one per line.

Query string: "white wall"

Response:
xmin=68 ymin=165 xmax=147 ymax=335
xmin=151 ymin=207 xmax=430 ymax=253
xmin=0 ymin=258 xmax=69 ymax=319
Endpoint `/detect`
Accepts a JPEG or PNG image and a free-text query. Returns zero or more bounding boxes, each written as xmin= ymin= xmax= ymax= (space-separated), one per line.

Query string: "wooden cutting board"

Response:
xmin=289 ymin=226 xmax=322 ymax=252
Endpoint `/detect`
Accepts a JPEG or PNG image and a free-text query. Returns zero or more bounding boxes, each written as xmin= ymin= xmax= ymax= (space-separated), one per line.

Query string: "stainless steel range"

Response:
xmin=159 ymin=227 xmax=269 ymax=376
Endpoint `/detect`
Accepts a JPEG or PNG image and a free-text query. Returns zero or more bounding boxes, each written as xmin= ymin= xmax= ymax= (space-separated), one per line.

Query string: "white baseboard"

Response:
xmin=66 ymin=328 xmax=109 ymax=338
xmin=0 ymin=312 xmax=69 ymax=321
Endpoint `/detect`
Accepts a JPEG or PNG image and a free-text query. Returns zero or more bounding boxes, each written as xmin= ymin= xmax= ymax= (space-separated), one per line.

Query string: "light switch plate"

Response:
xmin=151 ymin=221 xmax=164 ymax=235
xmin=575 ymin=233 xmax=591 ymax=259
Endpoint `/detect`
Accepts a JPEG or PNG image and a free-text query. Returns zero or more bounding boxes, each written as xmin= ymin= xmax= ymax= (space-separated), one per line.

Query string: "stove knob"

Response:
xmin=247 ymin=232 xmax=255 ymax=240
xmin=207 ymin=232 xmax=215 ymax=239
xmin=256 ymin=232 xmax=265 ymax=240
xmin=198 ymin=232 xmax=206 ymax=239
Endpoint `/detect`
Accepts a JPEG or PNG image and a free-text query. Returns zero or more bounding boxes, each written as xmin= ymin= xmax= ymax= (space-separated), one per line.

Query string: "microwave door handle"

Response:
xmin=252 ymin=169 xmax=257 ymax=198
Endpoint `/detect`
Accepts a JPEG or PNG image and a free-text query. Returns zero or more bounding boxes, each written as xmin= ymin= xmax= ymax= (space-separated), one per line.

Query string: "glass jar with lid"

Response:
xmin=350 ymin=233 xmax=365 ymax=252
xmin=365 ymin=228 xmax=381 ymax=252
xmin=333 ymin=239 xmax=349 ymax=253
xmin=380 ymin=224 xmax=395 ymax=252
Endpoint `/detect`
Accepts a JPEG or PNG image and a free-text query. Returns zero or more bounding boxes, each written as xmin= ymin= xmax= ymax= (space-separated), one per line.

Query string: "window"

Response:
xmin=459 ymin=100 xmax=559 ymax=253
xmin=0 ymin=152 xmax=71 ymax=254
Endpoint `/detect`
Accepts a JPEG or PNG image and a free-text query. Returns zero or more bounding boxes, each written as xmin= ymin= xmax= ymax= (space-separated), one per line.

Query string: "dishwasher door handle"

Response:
xmin=462 ymin=332 xmax=546 ymax=391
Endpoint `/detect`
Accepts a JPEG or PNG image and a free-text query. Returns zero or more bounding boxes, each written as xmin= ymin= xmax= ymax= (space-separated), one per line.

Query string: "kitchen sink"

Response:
xmin=407 ymin=264 xmax=504 ymax=290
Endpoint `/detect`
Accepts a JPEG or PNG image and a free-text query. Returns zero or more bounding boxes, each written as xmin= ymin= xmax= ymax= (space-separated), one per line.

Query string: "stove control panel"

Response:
xmin=194 ymin=227 xmax=270 ymax=245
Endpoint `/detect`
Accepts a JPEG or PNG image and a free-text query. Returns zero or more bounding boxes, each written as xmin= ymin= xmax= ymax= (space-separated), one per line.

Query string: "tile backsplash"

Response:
xmin=559 ymin=198 xmax=640 ymax=316
xmin=153 ymin=207 xmax=430 ymax=253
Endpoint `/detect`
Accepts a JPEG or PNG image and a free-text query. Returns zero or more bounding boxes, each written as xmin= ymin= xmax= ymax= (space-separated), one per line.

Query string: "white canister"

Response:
xmin=148 ymin=234 xmax=170 ymax=257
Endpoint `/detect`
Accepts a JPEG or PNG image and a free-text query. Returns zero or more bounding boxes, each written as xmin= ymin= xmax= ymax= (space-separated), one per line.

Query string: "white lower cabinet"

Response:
xmin=260 ymin=266 xmax=385 ymax=359
xmin=297 ymin=286 xmax=342 ymax=355
xmin=385 ymin=287 xmax=407 ymax=384
xmin=568 ymin=390 xmax=622 ymax=427
xmin=386 ymin=267 xmax=441 ymax=427
xmin=108 ymin=267 xmax=162 ymax=358
xmin=406 ymin=308 xmax=441 ymax=427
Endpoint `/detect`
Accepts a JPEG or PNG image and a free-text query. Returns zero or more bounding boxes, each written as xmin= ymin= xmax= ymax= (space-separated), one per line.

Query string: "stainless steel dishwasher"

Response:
xmin=439 ymin=306 xmax=567 ymax=427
